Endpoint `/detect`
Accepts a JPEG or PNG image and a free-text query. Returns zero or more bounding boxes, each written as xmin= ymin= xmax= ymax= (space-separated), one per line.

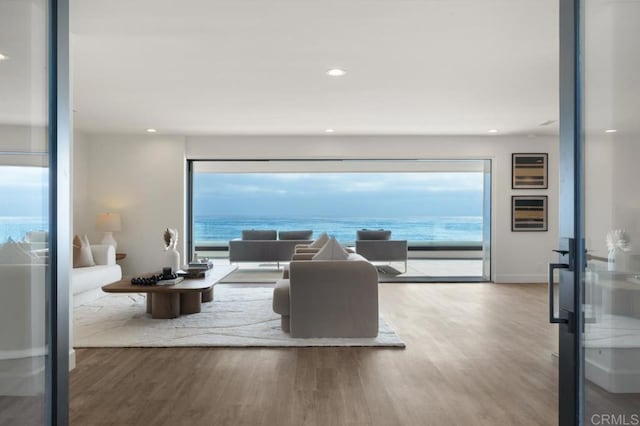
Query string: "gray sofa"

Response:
xmin=273 ymin=253 xmax=379 ymax=338
xmin=355 ymin=229 xmax=408 ymax=272
xmin=228 ymin=230 xmax=313 ymax=267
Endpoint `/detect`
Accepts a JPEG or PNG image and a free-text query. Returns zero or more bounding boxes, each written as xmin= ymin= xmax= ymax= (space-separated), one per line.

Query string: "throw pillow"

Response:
xmin=0 ymin=238 xmax=35 ymax=264
xmin=278 ymin=230 xmax=313 ymax=240
xmin=309 ymin=232 xmax=329 ymax=249
xmin=241 ymin=229 xmax=277 ymax=240
xmin=312 ymin=236 xmax=349 ymax=261
xmin=357 ymin=229 xmax=392 ymax=240
xmin=73 ymin=234 xmax=95 ymax=268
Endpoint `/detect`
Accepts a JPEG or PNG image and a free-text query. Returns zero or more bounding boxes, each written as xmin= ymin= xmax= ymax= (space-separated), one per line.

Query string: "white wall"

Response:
xmin=585 ymin=133 xmax=640 ymax=269
xmin=187 ymin=135 xmax=560 ymax=283
xmin=72 ymin=130 xmax=90 ymax=235
xmin=74 ymin=133 xmax=558 ymax=282
xmin=75 ymin=135 xmax=187 ymax=275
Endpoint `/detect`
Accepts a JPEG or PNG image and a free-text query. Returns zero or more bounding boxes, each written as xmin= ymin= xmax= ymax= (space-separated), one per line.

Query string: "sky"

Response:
xmin=0 ymin=166 xmax=49 ymax=217
xmin=0 ymin=168 xmax=484 ymax=219
xmin=194 ymin=172 xmax=484 ymax=218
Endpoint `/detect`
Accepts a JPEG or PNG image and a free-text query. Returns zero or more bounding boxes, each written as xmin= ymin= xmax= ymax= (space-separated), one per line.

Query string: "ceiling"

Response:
xmin=24 ymin=1 xmax=563 ymax=135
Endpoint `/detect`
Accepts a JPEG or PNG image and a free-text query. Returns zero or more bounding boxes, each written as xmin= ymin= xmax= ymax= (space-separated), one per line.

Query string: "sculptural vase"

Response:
xmin=165 ymin=248 xmax=180 ymax=273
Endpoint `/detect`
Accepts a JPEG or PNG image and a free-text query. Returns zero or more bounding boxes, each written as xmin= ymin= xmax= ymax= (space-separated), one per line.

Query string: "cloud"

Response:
xmin=194 ymin=172 xmax=484 ymax=218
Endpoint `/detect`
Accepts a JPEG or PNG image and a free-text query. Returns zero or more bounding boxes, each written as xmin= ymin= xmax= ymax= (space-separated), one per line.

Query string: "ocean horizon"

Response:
xmin=194 ymin=215 xmax=483 ymax=243
xmin=0 ymin=215 xmax=484 ymax=244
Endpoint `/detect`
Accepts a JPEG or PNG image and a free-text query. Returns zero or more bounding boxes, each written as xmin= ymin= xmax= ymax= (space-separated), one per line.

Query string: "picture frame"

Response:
xmin=512 ymin=196 xmax=548 ymax=232
xmin=512 ymin=153 xmax=548 ymax=189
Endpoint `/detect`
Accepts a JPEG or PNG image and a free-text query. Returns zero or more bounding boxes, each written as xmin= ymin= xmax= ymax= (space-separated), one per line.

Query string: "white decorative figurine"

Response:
xmin=163 ymin=228 xmax=181 ymax=273
xmin=606 ymin=229 xmax=631 ymax=272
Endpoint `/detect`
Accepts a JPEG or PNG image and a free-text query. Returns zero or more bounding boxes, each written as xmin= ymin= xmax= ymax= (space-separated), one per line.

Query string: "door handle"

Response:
xmin=549 ymin=262 xmax=570 ymax=324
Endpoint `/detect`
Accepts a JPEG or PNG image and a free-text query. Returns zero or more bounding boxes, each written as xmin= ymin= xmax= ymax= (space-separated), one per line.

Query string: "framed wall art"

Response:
xmin=512 ymin=153 xmax=548 ymax=189
xmin=512 ymin=196 xmax=548 ymax=232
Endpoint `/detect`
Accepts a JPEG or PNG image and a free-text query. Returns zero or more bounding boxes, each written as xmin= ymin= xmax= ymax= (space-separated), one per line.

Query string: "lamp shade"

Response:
xmin=96 ymin=213 xmax=122 ymax=232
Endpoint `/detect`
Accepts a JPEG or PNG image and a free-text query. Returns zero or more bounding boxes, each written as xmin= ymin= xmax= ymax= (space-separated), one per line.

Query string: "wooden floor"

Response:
xmin=69 ymin=283 xmax=559 ymax=426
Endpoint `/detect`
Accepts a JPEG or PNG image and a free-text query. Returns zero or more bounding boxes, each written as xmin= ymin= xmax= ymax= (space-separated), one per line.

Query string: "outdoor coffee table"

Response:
xmin=102 ymin=265 xmax=237 ymax=319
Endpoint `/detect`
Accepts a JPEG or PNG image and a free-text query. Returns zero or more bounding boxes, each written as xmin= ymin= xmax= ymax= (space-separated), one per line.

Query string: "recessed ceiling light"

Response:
xmin=605 ymin=129 xmax=617 ymax=133
xmin=146 ymin=128 xmax=157 ymax=133
xmin=326 ymin=68 xmax=346 ymax=77
xmin=0 ymin=53 xmax=8 ymax=61
xmin=325 ymin=128 xmax=335 ymax=133
xmin=488 ymin=129 xmax=499 ymax=133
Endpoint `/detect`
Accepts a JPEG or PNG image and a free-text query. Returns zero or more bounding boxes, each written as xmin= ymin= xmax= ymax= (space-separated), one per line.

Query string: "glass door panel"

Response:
xmin=583 ymin=0 xmax=640 ymax=423
xmin=0 ymin=0 xmax=51 ymax=424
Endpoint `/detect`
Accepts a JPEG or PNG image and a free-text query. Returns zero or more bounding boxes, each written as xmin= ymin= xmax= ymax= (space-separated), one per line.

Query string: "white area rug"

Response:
xmin=219 ymin=268 xmax=283 ymax=283
xmin=74 ymin=286 xmax=405 ymax=348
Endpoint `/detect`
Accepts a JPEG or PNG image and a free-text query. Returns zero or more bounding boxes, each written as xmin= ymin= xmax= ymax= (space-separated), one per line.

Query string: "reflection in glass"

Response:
xmin=583 ymin=0 xmax=640 ymax=422
xmin=0 ymin=0 xmax=50 ymax=424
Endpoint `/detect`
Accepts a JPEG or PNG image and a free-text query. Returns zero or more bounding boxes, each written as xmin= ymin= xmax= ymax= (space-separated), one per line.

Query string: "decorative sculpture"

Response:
xmin=163 ymin=228 xmax=180 ymax=272
xmin=606 ymin=229 xmax=631 ymax=272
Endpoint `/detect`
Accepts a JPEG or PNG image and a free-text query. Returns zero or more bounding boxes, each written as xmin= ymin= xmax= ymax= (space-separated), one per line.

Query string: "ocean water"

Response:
xmin=0 ymin=216 xmax=484 ymax=245
xmin=194 ymin=216 xmax=483 ymax=243
xmin=0 ymin=217 xmax=48 ymax=243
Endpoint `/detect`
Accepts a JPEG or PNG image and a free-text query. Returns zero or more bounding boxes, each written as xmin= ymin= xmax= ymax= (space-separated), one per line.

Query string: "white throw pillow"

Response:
xmin=309 ymin=232 xmax=329 ymax=249
xmin=0 ymin=238 xmax=35 ymax=264
xmin=73 ymin=234 xmax=95 ymax=268
xmin=312 ymin=236 xmax=349 ymax=261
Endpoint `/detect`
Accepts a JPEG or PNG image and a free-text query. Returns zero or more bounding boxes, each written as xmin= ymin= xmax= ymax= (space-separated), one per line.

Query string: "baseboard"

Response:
xmin=586 ymin=356 xmax=640 ymax=393
xmin=493 ymin=274 xmax=546 ymax=284
xmin=0 ymin=347 xmax=46 ymax=360
xmin=0 ymin=356 xmax=45 ymax=396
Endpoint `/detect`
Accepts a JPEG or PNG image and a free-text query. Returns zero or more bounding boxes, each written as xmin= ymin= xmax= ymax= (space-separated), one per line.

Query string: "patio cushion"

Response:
xmin=279 ymin=230 xmax=313 ymax=240
xmin=241 ymin=229 xmax=277 ymax=240
xmin=357 ymin=229 xmax=392 ymax=240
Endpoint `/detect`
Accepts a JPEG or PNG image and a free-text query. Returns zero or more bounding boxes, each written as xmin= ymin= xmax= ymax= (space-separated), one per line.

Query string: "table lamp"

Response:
xmin=96 ymin=212 xmax=122 ymax=249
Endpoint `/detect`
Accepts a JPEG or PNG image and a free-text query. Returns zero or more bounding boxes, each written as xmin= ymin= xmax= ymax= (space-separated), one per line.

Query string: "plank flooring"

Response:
xmin=69 ymin=283 xmax=559 ymax=426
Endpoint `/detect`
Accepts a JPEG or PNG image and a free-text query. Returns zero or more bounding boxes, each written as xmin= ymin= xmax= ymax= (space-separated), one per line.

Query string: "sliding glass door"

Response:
xmin=0 ymin=0 xmax=69 ymax=424
xmin=555 ymin=0 xmax=640 ymax=424
xmin=582 ymin=0 xmax=640 ymax=423
xmin=188 ymin=159 xmax=491 ymax=281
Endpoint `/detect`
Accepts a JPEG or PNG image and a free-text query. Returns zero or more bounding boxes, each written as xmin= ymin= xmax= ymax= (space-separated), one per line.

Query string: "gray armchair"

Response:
xmin=273 ymin=254 xmax=379 ymax=338
xmin=355 ymin=229 xmax=408 ymax=272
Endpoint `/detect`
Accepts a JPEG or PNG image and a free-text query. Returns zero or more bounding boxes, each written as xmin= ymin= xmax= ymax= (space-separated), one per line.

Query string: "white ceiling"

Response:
xmin=66 ymin=1 xmax=559 ymax=136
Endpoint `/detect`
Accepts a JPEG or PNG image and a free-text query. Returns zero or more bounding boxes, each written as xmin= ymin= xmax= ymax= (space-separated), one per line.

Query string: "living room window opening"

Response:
xmin=188 ymin=159 xmax=492 ymax=282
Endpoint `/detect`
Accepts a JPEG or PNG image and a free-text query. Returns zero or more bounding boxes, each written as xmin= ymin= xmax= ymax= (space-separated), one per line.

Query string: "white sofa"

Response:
xmin=0 ymin=263 xmax=47 ymax=395
xmin=72 ymin=244 xmax=122 ymax=307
